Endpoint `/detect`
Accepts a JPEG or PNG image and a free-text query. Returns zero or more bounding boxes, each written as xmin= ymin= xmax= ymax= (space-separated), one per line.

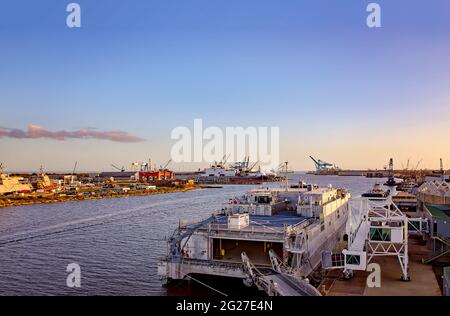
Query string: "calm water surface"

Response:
xmin=0 ymin=174 xmax=389 ymax=295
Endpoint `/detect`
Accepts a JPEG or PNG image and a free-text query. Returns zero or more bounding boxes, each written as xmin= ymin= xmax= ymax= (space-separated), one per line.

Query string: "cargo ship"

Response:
xmin=195 ymin=157 xmax=282 ymax=184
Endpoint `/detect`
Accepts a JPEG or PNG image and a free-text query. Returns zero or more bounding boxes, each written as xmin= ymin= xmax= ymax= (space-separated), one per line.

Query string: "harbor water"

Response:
xmin=0 ymin=174 xmax=389 ymax=295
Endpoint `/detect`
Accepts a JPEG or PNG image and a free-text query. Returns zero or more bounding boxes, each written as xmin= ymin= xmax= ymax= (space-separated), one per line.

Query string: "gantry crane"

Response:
xmin=309 ymin=156 xmax=334 ymax=172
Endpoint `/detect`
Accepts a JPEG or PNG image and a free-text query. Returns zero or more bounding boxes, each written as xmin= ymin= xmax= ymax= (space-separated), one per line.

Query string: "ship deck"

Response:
xmin=215 ymin=212 xmax=309 ymax=228
xmin=204 ymin=213 xmax=311 ymax=242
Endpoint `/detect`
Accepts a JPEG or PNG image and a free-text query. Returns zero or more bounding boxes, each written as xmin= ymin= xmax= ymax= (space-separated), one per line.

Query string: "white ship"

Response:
xmin=0 ymin=164 xmax=33 ymax=195
xmin=198 ymin=156 xmax=264 ymax=178
xmin=198 ymin=164 xmax=238 ymax=178
xmin=158 ymin=183 xmax=351 ymax=290
xmin=196 ymin=157 xmax=280 ymax=184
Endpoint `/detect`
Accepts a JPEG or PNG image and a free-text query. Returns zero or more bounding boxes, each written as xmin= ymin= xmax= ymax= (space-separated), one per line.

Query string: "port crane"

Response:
xmin=111 ymin=164 xmax=125 ymax=172
xmin=384 ymin=158 xmax=399 ymax=186
xmin=140 ymin=162 xmax=149 ymax=172
xmin=309 ymin=156 xmax=334 ymax=172
xmin=131 ymin=162 xmax=140 ymax=172
xmin=248 ymin=160 xmax=259 ymax=172
xmin=160 ymin=159 xmax=172 ymax=171
xmin=401 ymin=158 xmax=410 ymax=171
xmin=39 ymin=165 xmax=45 ymax=176
xmin=414 ymin=159 xmax=422 ymax=171
xmin=220 ymin=154 xmax=231 ymax=166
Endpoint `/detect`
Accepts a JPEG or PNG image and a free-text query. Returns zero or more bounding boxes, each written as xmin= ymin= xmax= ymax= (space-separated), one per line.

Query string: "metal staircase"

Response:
xmin=241 ymin=251 xmax=321 ymax=296
xmin=423 ymin=235 xmax=450 ymax=264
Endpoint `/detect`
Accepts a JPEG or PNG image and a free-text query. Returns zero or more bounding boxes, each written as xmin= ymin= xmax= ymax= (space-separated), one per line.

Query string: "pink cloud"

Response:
xmin=0 ymin=124 xmax=145 ymax=143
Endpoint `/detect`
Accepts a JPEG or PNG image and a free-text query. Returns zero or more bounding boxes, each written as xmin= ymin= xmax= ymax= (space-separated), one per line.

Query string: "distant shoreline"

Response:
xmin=0 ymin=186 xmax=199 ymax=209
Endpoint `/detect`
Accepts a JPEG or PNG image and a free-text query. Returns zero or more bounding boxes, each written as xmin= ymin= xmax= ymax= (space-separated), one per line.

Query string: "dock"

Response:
xmin=321 ymin=236 xmax=442 ymax=296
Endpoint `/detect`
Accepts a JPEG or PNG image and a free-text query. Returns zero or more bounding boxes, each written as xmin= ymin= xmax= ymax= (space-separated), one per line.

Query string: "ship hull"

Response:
xmin=295 ymin=214 xmax=347 ymax=278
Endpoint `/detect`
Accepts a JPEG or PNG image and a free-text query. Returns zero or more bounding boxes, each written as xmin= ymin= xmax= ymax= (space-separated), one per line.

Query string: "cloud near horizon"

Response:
xmin=0 ymin=124 xmax=145 ymax=143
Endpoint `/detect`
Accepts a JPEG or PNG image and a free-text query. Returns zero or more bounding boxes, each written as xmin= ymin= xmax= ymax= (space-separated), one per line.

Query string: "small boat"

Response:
xmin=362 ymin=183 xmax=389 ymax=198
xmin=384 ymin=177 xmax=401 ymax=187
xmin=396 ymin=181 xmax=418 ymax=193
xmin=289 ymin=180 xmax=308 ymax=189
xmin=392 ymin=191 xmax=417 ymax=211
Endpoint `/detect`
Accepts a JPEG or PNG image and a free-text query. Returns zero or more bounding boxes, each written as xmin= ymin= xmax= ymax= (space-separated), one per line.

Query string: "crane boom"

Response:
xmin=162 ymin=159 xmax=172 ymax=170
xmin=310 ymin=156 xmax=334 ymax=172
xmin=309 ymin=156 xmax=319 ymax=165
xmin=111 ymin=164 xmax=125 ymax=172
xmin=223 ymin=153 xmax=231 ymax=165
xmin=248 ymin=160 xmax=259 ymax=171
xmin=414 ymin=159 xmax=422 ymax=171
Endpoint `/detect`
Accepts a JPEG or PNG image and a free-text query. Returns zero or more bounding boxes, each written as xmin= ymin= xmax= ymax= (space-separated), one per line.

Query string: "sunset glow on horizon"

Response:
xmin=1 ymin=0 xmax=449 ymax=172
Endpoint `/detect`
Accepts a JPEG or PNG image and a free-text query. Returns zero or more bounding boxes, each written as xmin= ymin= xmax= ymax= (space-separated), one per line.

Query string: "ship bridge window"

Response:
xmin=346 ymin=254 xmax=360 ymax=265
xmin=256 ymin=196 xmax=272 ymax=204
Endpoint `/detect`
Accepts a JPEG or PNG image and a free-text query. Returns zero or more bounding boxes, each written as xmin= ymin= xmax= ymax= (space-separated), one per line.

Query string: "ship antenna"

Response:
xmin=284 ymin=161 xmax=289 ymax=191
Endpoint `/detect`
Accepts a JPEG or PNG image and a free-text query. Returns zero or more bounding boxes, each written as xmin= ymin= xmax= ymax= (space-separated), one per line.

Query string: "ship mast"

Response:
xmin=284 ymin=161 xmax=289 ymax=191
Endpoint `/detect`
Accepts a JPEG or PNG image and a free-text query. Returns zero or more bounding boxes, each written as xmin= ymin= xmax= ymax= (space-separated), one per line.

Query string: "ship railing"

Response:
xmin=291 ymin=218 xmax=315 ymax=230
xmin=208 ymin=223 xmax=285 ymax=237
xmin=176 ymin=257 xmax=244 ymax=270
xmin=280 ymin=274 xmax=322 ymax=296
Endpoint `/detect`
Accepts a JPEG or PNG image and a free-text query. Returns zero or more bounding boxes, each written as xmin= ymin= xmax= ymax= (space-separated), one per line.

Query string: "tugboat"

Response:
xmin=383 ymin=158 xmax=401 ymax=186
xmin=384 ymin=176 xmax=400 ymax=187
xmin=362 ymin=183 xmax=389 ymax=198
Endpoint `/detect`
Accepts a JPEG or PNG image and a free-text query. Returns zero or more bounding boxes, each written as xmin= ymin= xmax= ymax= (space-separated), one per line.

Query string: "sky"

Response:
xmin=1 ymin=0 xmax=449 ymax=172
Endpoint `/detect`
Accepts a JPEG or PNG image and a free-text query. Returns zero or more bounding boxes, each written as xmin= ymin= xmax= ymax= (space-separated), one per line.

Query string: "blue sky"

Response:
xmin=1 ymin=1 xmax=450 ymax=171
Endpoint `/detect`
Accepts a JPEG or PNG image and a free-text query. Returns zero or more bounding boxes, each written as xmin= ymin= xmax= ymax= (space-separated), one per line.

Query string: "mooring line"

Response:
xmin=183 ymin=273 xmax=228 ymax=297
